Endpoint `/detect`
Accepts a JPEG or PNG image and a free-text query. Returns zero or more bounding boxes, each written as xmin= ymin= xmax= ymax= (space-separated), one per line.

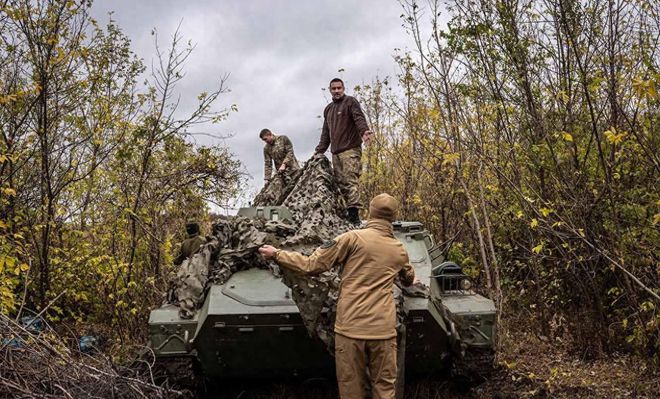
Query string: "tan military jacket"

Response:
xmin=274 ymin=219 xmax=415 ymax=340
xmin=263 ymin=135 xmax=299 ymax=180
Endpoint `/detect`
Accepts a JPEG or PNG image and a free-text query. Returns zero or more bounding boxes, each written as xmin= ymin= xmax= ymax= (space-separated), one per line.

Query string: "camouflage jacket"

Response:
xmin=264 ymin=134 xmax=299 ymax=180
xmin=173 ymin=233 xmax=207 ymax=265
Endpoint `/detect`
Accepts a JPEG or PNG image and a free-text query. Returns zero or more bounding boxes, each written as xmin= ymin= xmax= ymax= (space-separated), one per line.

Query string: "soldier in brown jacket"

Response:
xmin=259 ymin=193 xmax=415 ymax=399
xmin=260 ymin=128 xmax=300 ymax=182
xmin=315 ymin=78 xmax=373 ymax=225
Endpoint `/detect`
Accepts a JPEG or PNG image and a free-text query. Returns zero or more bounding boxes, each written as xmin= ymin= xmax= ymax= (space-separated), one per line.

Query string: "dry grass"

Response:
xmin=3 ymin=313 xmax=657 ymax=398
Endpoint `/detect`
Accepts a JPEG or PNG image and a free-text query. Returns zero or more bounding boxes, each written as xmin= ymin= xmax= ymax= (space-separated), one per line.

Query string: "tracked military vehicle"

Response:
xmin=148 ymin=204 xmax=496 ymax=387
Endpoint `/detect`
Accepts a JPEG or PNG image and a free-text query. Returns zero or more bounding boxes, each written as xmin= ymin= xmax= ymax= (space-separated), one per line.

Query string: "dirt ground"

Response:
xmin=200 ymin=330 xmax=658 ymax=399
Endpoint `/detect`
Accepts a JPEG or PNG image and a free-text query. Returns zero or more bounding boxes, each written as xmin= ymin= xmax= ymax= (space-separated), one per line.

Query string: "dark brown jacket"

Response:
xmin=315 ymin=95 xmax=370 ymax=155
xmin=274 ymin=219 xmax=415 ymax=340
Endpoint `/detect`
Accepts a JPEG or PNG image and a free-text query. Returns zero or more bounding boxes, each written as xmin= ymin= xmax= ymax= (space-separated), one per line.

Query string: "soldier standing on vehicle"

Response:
xmin=315 ymin=78 xmax=372 ymax=225
xmin=173 ymin=221 xmax=207 ymax=266
xmin=259 ymin=193 xmax=415 ymax=399
xmin=261 ymin=128 xmax=300 ymax=182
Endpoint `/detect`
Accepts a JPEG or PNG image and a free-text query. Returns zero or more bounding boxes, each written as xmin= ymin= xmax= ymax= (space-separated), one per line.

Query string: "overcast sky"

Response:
xmin=90 ymin=0 xmax=423 ymax=210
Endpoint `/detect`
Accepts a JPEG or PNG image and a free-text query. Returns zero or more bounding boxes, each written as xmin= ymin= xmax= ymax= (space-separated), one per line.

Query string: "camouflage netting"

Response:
xmin=170 ymin=154 xmax=404 ymax=351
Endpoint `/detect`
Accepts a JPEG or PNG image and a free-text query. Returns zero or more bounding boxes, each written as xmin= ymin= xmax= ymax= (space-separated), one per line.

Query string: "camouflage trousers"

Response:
xmin=335 ymin=333 xmax=397 ymax=399
xmin=332 ymin=147 xmax=362 ymax=208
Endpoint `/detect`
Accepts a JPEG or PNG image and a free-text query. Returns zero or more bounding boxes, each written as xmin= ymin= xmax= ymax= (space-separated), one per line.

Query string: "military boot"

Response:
xmin=346 ymin=207 xmax=361 ymax=226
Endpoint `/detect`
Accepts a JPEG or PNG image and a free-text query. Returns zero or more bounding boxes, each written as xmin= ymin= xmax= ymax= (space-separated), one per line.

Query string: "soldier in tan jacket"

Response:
xmin=259 ymin=193 xmax=415 ymax=399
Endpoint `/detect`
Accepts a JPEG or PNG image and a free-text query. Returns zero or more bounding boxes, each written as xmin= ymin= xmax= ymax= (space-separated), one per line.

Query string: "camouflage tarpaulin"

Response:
xmin=170 ymin=154 xmax=406 ymax=351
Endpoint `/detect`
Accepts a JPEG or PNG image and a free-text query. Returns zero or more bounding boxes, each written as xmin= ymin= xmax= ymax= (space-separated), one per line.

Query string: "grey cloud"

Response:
xmin=90 ymin=0 xmax=415 ymax=210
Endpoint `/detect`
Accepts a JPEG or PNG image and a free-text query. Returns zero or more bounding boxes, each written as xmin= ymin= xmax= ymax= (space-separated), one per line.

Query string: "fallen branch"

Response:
xmin=0 ymin=312 xmax=182 ymax=398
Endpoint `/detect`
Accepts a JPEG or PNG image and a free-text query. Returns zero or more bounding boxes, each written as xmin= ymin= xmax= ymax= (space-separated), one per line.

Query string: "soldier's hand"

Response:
xmin=362 ymin=130 xmax=373 ymax=145
xmin=259 ymin=245 xmax=278 ymax=259
xmin=278 ymin=164 xmax=287 ymax=172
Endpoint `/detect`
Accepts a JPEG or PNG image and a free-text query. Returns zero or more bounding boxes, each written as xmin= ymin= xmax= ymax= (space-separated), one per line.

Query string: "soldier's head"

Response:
xmin=259 ymin=128 xmax=275 ymax=144
xmin=368 ymin=193 xmax=398 ymax=222
xmin=329 ymin=78 xmax=345 ymax=100
xmin=185 ymin=221 xmax=200 ymax=237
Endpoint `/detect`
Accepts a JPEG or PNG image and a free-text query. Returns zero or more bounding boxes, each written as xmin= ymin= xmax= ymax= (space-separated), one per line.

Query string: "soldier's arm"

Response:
xmin=274 ymin=233 xmax=352 ymax=275
xmin=399 ymin=253 xmax=416 ymax=287
xmin=349 ymin=97 xmax=370 ymax=135
xmin=281 ymin=136 xmax=295 ymax=166
xmin=314 ymin=108 xmax=331 ymax=154
xmin=263 ymin=146 xmax=273 ymax=180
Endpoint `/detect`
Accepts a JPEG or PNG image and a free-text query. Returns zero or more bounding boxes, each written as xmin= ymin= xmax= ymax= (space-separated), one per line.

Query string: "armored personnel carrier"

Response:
xmin=149 ymin=155 xmax=496 ymax=395
xmin=148 ymin=204 xmax=496 ymax=389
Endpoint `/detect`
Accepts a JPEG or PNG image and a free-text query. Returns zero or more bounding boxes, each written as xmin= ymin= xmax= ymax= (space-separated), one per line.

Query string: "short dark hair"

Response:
xmin=259 ymin=128 xmax=271 ymax=139
xmin=329 ymin=78 xmax=344 ymax=87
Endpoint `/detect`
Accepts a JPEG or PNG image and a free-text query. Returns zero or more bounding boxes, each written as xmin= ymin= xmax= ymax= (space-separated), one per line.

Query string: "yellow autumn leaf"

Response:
xmin=532 ymin=244 xmax=543 ymax=254
xmin=632 ymin=78 xmax=645 ymax=97
xmin=503 ymin=360 xmax=517 ymax=369
xmin=632 ymin=78 xmax=658 ymax=99
xmin=2 ymin=188 xmax=16 ymax=197
xmin=0 ymin=94 xmax=17 ymax=104
xmin=604 ymin=127 xmax=626 ymax=145
xmin=653 ymin=214 xmax=660 ymax=225
xmin=540 ymin=207 xmax=553 ymax=217
xmin=556 ymin=90 xmax=569 ymax=104
xmin=561 ymin=131 xmax=573 ymax=142
xmin=442 ymin=152 xmax=460 ymax=166
xmin=516 ymin=210 xmax=524 ymax=219
xmin=530 ymin=218 xmax=539 ymax=229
